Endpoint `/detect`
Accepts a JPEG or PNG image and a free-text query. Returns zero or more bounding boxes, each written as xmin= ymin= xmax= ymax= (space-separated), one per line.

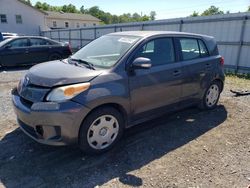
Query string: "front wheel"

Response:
xmin=79 ymin=107 xmax=124 ymax=154
xmin=199 ymin=81 xmax=222 ymax=110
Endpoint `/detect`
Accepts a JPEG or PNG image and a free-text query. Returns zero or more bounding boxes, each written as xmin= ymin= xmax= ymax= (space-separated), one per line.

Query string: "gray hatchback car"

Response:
xmin=12 ymin=31 xmax=225 ymax=154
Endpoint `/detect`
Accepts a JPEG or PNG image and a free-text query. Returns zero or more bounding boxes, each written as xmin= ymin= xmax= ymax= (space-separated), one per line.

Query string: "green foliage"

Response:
xmin=80 ymin=6 xmax=85 ymax=14
xmin=34 ymin=1 xmax=153 ymax=24
xmin=84 ymin=6 xmax=151 ymax=24
xmin=226 ymin=72 xmax=250 ymax=80
xmin=150 ymin=11 xmax=156 ymax=20
xmin=248 ymin=6 xmax=250 ymax=11
xmin=201 ymin=6 xmax=224 ymax=16
xmin=62 ymin=4 xmax=78 ymax=13
xmin=20 ymin=0 xmax=32 ymax=5
xmin=34 ymin=2 xmax=79 ymax=13
xmin=190 ymin=11 xmax=199 ymax=17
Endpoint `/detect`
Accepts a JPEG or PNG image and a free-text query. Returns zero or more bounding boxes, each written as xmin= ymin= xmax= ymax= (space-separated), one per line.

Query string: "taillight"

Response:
xmin=220 ymin=57 xmax=224 ymax=66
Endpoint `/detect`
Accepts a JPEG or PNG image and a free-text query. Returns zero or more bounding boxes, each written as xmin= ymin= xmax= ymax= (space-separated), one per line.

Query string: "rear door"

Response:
xmin=0 ymin=38 xmax=29 ymax=66
xmin=176 ymin=38 xmax=212 ymax=103
xmin=128 ymin=37 xmax=183 ymax=121
xmin=28 ymin=38 xmax=51 ymax=64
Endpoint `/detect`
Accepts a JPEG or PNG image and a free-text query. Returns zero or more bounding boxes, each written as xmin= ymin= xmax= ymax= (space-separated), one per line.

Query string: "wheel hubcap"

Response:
xmin=87 ymin=115 xmax=119 ymax=150
xmin=99 ymin=127 xmax=108 ymax=136
xmin=206 ymin=84 xmax=219 ymax=107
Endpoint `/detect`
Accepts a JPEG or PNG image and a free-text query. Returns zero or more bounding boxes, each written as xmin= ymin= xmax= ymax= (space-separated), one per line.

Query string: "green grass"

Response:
xmin=225 ymin=72 xmax=250 ymax=80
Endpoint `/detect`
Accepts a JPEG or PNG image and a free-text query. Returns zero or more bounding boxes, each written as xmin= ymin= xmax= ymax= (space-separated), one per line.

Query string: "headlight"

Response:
xmin=46 ymin=83 xmax=90 ymax=102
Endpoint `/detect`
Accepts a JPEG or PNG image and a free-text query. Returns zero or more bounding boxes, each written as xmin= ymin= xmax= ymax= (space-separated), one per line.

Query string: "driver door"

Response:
xmin=128 ymin=37 xmax=183 ymax=121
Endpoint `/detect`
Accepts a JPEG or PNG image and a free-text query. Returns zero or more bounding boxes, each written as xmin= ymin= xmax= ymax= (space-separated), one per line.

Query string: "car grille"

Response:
xmin=18 ymin=82 xmax=50 ymax=103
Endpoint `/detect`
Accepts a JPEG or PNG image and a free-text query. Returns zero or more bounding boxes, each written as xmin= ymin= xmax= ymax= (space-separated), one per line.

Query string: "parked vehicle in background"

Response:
xmin=2 ymin=32 xmax=19 ymax=40
xmin=0 ymin=36 xmax=72 ymax=67
xmin=12 ymin=31 xmax=225 ymax=154
xmin=0 ymin=32 xmax=3 ymax=42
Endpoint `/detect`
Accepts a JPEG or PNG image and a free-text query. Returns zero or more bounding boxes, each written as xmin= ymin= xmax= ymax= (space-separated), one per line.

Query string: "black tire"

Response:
xmin=199 ymin=80 xmax=222 ymax=110
xmin=79 ymin=106 xmax=125 ymax=154
xmin=49 ymin=53 xmax=62 ymax=61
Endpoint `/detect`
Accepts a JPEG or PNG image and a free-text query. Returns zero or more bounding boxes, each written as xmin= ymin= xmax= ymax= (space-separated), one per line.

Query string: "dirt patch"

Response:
xmin=0 ymin=70 xmax=249 ymax=188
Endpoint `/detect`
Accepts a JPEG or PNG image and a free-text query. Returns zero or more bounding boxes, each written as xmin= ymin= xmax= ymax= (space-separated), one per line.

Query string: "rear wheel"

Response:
xmin=199 ymin=81 xmax=222 ymax=110
xmin=49 ymin=53 xmax=62 ymax=61
xmin=79 ymin=107 xmax=124 ymax=154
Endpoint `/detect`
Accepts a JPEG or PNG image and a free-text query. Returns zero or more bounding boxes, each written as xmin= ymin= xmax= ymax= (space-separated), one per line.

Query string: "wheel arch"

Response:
xmin=78 ymin=102 xmax=128 ymax=142
xmin=49 ymin=51 xmax=62 ymax=60
xmin=213 ymin=78 xmax=224 ymax=92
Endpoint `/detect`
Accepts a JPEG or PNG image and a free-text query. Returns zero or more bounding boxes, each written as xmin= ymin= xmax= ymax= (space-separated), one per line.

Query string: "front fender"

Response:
xmin=72 ymin=72 xmax=131 ymax=116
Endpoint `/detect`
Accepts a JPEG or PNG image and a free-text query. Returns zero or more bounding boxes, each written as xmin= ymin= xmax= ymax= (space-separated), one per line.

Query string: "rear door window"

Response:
xmin=30 ymin=38 xmax=51 ymax=46
xmin=179 ymin=38 xmax=200 ymax=60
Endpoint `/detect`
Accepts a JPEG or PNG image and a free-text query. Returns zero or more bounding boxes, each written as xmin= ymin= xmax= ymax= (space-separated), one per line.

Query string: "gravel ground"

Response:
xmin=0 ymin=68 xmax=249 ymax=188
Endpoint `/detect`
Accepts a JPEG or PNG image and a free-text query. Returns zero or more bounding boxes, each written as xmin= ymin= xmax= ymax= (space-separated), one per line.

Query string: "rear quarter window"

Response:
xmin=198 ymin=39 xmax=209 ymax=57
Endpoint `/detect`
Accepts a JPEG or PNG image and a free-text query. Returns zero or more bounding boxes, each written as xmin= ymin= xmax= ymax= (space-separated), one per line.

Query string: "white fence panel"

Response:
xmin=143 ymin=24 xmax=179 ymax=31
xmin=96 ymin=28 xmax=115 ymax=38
xmin=218 ymin=45 xmax=239 ymax=66
xmin=41 ymin=12 xmax=250 ymax=73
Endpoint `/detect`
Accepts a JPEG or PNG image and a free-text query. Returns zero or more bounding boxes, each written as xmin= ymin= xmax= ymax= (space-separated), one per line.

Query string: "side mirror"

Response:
xmin=131 ymin=57 xmax=152 ymax=70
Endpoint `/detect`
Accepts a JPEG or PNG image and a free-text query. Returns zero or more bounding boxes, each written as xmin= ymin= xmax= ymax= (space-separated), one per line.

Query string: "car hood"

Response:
xmin=26 ymin=60 xmax=104 ymax=87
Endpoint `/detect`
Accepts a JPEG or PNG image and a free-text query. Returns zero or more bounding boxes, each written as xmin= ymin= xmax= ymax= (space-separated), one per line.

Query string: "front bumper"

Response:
xmin=12 ymin=89 xmax=90 ymax=146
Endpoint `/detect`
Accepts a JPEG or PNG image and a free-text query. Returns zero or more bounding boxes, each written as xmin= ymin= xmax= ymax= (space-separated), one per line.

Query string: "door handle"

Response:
xmin=173 ymin=70 xmax=181 ymax=76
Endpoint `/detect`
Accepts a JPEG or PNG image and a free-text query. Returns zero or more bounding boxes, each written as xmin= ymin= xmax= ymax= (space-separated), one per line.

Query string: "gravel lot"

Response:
xmin=0 ymin=68 xmax=249 ymax=188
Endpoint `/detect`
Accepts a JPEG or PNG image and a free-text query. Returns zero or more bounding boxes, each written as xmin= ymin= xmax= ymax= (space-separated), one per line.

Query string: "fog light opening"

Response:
xmin=36 ymin=126 xmax=44 ymax=136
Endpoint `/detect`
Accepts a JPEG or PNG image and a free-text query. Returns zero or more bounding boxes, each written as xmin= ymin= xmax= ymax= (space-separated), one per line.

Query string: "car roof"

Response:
xmin=108 ymin=31 xmax=214 ymax=40
xmin=5 ymin=36 xmax=60 ymax=43
xmin=10 ymin=36 xmax=49 ymax=39
xmin=2 ymin=33 xmax=18 ymax=36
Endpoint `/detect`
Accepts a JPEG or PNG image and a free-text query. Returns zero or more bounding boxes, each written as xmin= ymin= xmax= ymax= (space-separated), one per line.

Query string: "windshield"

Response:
xmin=0 ymin=38 xmax=12 ymax=47
xmin=71 ymin=35 xmax=141 ymax=68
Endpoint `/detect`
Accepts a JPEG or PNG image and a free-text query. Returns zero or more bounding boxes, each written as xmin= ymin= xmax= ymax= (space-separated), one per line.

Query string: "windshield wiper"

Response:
xmin=69 ymin=58 xmax=95 ymax=70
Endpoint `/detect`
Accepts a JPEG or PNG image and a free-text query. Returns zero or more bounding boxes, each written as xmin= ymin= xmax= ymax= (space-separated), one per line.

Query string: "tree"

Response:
xmin=150 ymin=11 xmax=156 ymax=20
xmin=248 ymin=6 xmax=250 ymax=11
xmin=111 ymin=15 xmax=119 ymax=24
xmin=201 ymin=6 xmax=224 ymax=16
xmin=141 ymin=15 xmax=150 ymax=21
xmin=35 ymin=2 xmax=50 ymax=11
xmin=132 ymin=13 xmax=140 ymax=20
xmin=62 ymin=4 xmax=78 ymax=13
xmin=190 ymin=11 xmax=199 ymax=17
xmin=80 ymin=6 xmax=85 ymax=14
xmin=34 ymin=2 xmax=154 ymax=24
xmin=20 ymin=0 xmax=32 ymax=5
xmin=86 ymin=6 xmax=101 ymax=17
xmin=35 ymin=2 xmax=79 ymax=13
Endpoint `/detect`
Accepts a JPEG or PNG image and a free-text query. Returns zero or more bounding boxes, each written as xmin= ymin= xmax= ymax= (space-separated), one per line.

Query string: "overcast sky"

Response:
xmin=30 ymin=0 xmax=250 ymax=19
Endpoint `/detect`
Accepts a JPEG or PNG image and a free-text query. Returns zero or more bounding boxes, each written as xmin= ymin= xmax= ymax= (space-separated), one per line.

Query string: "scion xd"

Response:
xmin=12 ymin=31 xmax=225 ymax=154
